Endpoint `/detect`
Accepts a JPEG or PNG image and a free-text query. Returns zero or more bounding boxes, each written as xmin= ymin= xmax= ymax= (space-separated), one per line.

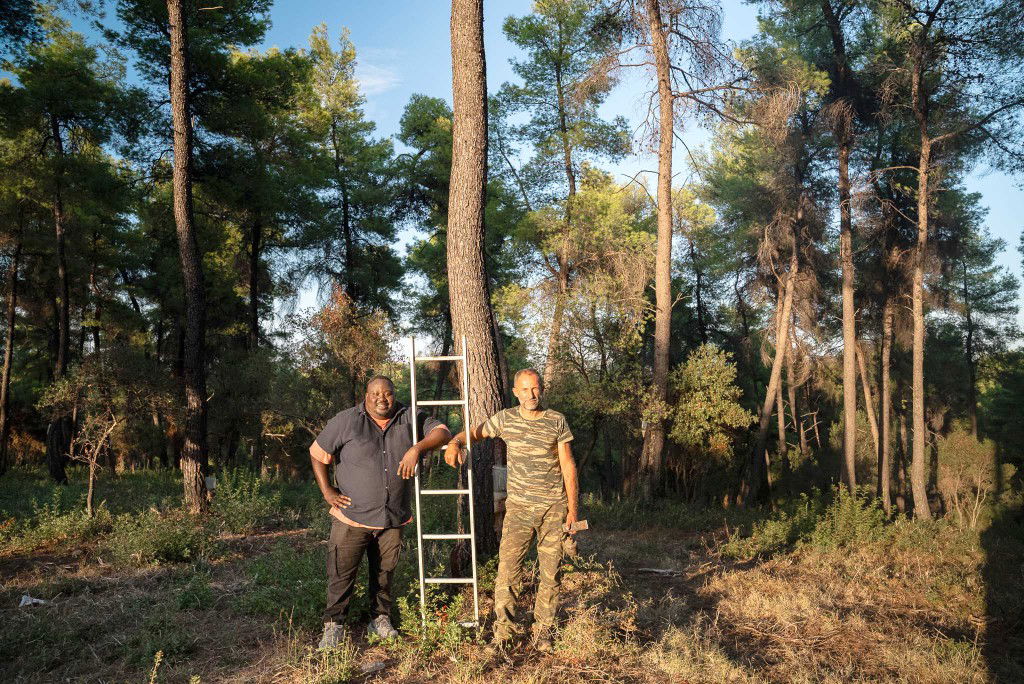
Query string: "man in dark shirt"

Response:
xmin=310 ymin=376 xmax=450 ymax=649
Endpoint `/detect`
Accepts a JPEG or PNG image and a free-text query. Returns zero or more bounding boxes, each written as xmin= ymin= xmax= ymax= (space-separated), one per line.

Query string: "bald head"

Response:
xmin=512 ymin=368 xmax=543 ymax=412
xmin=365 ymin=376 xmax=396 ymax=419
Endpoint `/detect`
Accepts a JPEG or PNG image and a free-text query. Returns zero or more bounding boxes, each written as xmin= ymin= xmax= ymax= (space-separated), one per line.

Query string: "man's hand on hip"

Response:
xmin=398 ymin=445 xmax=421 ymax=479
xmin=324 ymin=488 xmax=351 ymax=509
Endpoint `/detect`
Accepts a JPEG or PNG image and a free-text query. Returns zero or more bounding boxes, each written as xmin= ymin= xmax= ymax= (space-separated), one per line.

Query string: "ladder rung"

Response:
xmin=416 ymin=399 xmax=467 ymax=406
xmin=425 ymin=577 xmax=475 ymax=584
xmin=416 ymin=355 xmax=464 ymax=362
xmin=458 ymin=621 xmax=479 ymax=628
xmin=420 ymin=488 xmax=471 ymax=495
xmin=422 ymin=533 xmax=472 ymax=540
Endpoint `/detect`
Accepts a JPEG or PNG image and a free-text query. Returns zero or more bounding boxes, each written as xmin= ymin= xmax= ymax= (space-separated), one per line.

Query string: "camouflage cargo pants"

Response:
xmin=493 ymin=499 xmax=566 ymax=640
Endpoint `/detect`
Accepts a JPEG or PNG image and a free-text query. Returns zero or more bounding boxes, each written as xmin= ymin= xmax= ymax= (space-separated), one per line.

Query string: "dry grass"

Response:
xmin=2 ymin=486 xmax=1019 ymax=683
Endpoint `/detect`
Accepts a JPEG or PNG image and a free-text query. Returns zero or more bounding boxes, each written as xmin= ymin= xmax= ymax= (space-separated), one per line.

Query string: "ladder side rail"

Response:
xmin=460 ymin=334 xmax=481 ymax=626
xmin=409 ymin=337 xmax=427 ymax=629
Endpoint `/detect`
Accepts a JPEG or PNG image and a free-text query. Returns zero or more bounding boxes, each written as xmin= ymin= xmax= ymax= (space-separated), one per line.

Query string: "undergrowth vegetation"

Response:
xmin=2 ymin=465 xmax=1021 ymax=682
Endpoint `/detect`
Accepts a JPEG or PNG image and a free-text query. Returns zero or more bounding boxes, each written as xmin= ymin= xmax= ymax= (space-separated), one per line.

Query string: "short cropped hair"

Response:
xmin=366 ymin=375 xmax=395 ymax=391
xmin=513 ymin=368 xmax=543 ymax=390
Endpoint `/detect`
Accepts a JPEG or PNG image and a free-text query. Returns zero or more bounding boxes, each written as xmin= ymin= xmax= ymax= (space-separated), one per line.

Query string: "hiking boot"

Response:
xmin=318 ymin=622 xmax=346 ymax=650
xmin=532 ymin=629 xmax=554 ymax=654
xmin=367 ymin=615 xmax=399 ymax=640
xmin=483 ymin=635 xmax=512 ymax=660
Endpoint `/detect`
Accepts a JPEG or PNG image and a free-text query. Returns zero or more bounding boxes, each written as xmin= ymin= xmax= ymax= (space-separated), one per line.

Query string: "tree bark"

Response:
xmin=740 ymin=243 xmax=798 ymax=506
xmin=856 ymin=340 xmax=880 ymax=463
xmin=879 ymin=297 xmax=894 ymax=513
xmin=0 ymin=211 xmax=22 ymax=476
xmin=787 ymin=313 xmax=807 ymax=460
xmin=838 ymin=138 xmax=858 ymax=491
xmin=637 ymin=0 xmax=674 ymax=501
xmin=448 ymin=0 xmax=503 ymax=554
xmin=45 ymin=113 xmax=71 ymax=484
xmin=820 ymin=0 xmax=861 ymax=491
xmin=910 ymin=54 xmax=931 ymax=519
xmin=167 ymin=0 xmax=209 ymax=513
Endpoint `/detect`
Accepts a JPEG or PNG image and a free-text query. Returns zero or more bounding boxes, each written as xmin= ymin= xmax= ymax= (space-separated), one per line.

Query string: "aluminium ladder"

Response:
xmin=408 ymin=335 xmax=480 ymax=629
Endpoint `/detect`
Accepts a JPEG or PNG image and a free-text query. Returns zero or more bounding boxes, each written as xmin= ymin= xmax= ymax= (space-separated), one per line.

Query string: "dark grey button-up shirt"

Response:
xmin=315 ymin=402 xmax=446 ymax=528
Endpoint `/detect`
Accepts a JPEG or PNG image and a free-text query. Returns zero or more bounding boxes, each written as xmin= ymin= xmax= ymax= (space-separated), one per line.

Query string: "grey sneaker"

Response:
xmin=367 ymin=615 xmax=398 ymax=640
xmin=318 ymin=622 xmax=346 ymax=650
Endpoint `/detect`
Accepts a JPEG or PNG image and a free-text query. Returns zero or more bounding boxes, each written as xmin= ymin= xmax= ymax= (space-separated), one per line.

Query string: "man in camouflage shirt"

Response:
xmin=444 ymin=368 xmax=579 ymax=652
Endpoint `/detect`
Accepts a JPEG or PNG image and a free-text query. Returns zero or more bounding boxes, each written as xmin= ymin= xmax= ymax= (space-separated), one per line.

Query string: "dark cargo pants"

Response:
xmin=493 ymin=500 xmax=566 ymax=640
xmin=323 ymin=521 xmax=402 ymax=624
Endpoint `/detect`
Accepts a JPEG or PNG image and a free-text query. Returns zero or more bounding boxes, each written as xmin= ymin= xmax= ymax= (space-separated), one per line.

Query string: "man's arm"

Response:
xmin=558 ymin=440 xmax=580 ymax=533
xmin=309 ymin=442 xmax=350 ymax=510
xmin=397 ymin=425 xmax=452 ymax=479
xmin=443 ymin=422 xmax=489 ymax=467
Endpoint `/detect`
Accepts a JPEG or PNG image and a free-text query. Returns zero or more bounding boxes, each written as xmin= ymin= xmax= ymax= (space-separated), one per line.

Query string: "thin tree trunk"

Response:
xmin=690 ymin=240 xmax=708 ymax=345
xmin=740 ymin=244 xmax=798 ymax=505
xmin=838 ymin=137 xmax=858 ymax=491
xmin=879 ymin=298 xmax=893 ymax=513
xmin=776 ymin=370 xmax=786 ymax=470
xmin=248 ymin=215 xmax=261 ymax=350
xmin=911 ymin=138 xmax=931 ymax=518
xmin=86 ymin=461 xmax=96 ymax=518
xmin=167 ymin=0 xmax=209 ymax=513
xmin=856 ymin=340 xmax=880 ymax=464
xmin=543 ymin=268 xmax=568 ymax=389
xmin=637 ymin=0 xmax=674 ymax=501
xmin=46 ymin=113 xmax=71 ymax=484
xmin=787 ymin=313 xmax=807 ymax=459
xmin=0 ymin=212 xmax=22 ymax=476
xmin=448 ymin=0 xmax=503 ymax=554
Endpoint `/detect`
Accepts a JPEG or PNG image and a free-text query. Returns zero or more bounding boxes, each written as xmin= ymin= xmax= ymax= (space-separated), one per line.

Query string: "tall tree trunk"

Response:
xmin=46 ymin=113 xmax=71 ymax=484
xmin=879 ymin=297 xmax=894 ymax=513
xmin=637 ymin=0 xmax=674 ymax=501
xmin=856 ymin=341 xmax=880 ymax=463
xmin=821 ymin=0 xmax=859 ymax=491
xmin=910 ymin=49 xmax=931 ymax=518
xmin=0 ymin=212 xmax=22 ymax=476
xmin=448 ymin=0 xmax=503 ymax=554
xmin=740 ymin=243 xmax=798 ymax=506
xmin=167 ymin=0 xmax=209 ymax=513
xmin=838 ymin=137 xmax=858 ymax=491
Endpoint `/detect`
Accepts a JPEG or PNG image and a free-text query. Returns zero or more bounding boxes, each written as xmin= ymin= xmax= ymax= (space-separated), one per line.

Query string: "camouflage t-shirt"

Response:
xmin=482 ymin=407 xmax=574 ymax=506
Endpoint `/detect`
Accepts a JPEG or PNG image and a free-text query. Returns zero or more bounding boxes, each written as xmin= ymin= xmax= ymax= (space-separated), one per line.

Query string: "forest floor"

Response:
xmin=1 ymin=467 xmax=1022 ymax=683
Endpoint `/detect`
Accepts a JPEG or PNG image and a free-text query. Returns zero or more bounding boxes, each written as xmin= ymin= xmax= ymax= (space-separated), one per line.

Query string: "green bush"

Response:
xmin=1 ymin=488 xmax=113 ymax=552
xmin=721 ymin=492 xmax=823 ymax=559
xmin=212 ymin=468 xmax=283 ymax=534
xmin=722 ymin=486 xmax=891 ymax=559
xmin=104 ymin=510 xmax=215 ymax=566
xmin=808 ymin=486 xmax=890 ymax=549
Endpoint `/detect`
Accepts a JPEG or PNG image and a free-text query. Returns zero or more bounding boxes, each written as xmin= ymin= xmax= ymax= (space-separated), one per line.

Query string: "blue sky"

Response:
xmin=252 ymin=1 xmax=1022 ymax=316
xmin=70 ymin=0 xmax=1022 ymax=321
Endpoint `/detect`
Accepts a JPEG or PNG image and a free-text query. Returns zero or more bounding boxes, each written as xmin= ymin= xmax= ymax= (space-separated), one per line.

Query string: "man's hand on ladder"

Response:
xmin=443 ymin=439 xmax=466 ymax=467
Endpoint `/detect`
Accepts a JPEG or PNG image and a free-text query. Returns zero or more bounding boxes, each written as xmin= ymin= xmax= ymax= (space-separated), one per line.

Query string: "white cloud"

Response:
xmin=356 ymin=62 xmax=401 ymax=96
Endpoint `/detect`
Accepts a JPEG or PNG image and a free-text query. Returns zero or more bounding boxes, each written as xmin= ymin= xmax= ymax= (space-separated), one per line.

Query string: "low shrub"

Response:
xmin=212 ymin=467 xmax=283 ymax=534
xmin=234 ymin=542 xmax=326 ymax=627
xmin=104 ymin=510 xmax=215 ymax=566
xmin=1 ymin=488 xmax=113 ymax=552
xmin=723 ymin=486 xmax=891 ymax=559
